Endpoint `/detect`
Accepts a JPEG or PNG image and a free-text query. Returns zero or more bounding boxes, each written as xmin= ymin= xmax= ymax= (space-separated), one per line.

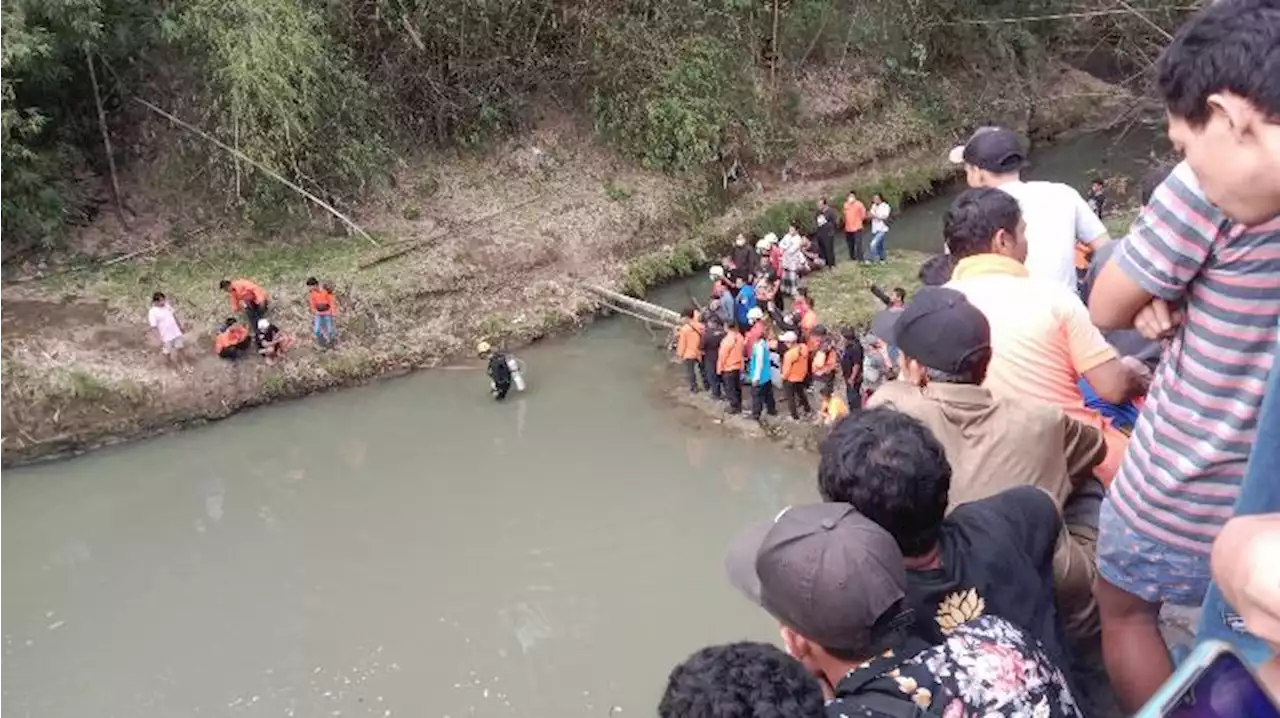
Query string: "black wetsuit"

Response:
xmin=488 ymin=353 xmax=513 ymax=400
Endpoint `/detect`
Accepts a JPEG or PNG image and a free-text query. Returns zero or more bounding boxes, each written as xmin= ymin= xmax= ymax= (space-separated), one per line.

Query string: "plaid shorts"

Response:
xmin=1096 ymin=497 xmax=1212 ymax=606
xmin=781 ymin=269 xmax=799 ymax=296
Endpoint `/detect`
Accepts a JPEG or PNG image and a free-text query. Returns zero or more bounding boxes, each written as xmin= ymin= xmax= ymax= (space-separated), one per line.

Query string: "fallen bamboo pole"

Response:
xmin=598 ymin=300 xmax=680 ymax=329
xmin=586 ymin=285 xmax=682 ymax=323
xmin=133 ymin=98 xmax=379 ymax=246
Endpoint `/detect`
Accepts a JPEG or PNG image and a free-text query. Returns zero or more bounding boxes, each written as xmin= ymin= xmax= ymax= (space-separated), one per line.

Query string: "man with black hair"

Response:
xmin=948 ymin=127 xmax=1109 ymax=290
xmin=815 ymin=197 xmax=838 ymax=268
xmin=866 ymin=287 xmax=1107 ymax=640
xmin=1085 ymin=0 xmax=1280 ymax=709
xmin=725 ymin=500 xmax=1082 ymax=716
xmin=944 ymin=188 xmax=1145 ymax=487
xmin=659 ymin=642 xmax=825 ymax=718
xmin=838 ymin=326 xmax=863 ymax=409
xmin=917 ymin=254 xmax=953 ymax=287
xmin=699 ymin=316 xmax=725 ymax=400
xmin=817 ymin=408 xmax=1073 ymax=675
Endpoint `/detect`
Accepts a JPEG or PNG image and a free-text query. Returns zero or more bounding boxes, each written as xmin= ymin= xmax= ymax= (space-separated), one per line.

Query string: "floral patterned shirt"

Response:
xmin=825 ymin=615 xmax=1082 ymax=718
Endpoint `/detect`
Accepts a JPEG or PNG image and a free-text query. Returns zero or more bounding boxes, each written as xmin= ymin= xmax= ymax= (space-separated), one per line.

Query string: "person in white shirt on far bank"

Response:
xmin=867 ymin=194 xmax=892 ymax=264
xmin=949 ymin=126 xmax=1110 ymax=291
xmin=148 ymin=291 xmax=192 ymax=370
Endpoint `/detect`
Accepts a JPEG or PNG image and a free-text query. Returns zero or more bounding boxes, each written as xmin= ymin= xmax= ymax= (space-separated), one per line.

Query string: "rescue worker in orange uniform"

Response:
xmin=219 ymin=278 xmax=269 ymax=346
xmin=779 ymin=331 xmax=812 ymax=420
xmin=214 ymin=318 xmax=253 ymax=360
xmin=717 ymin=322 xmax=746 ymax=415
xmin=675 ymin=307 xmax=706 ymax=393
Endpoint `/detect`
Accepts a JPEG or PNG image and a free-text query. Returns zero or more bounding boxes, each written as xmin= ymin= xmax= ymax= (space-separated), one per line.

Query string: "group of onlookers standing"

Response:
xmin=661 ymin=1 xmax=1280 ymax=715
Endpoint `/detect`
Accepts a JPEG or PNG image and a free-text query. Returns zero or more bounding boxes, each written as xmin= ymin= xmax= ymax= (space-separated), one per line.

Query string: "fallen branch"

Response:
xmin=6 ymin=238 xmax=178 ymax=284
xmin=133 ymin=98 xmax=379 ymax=247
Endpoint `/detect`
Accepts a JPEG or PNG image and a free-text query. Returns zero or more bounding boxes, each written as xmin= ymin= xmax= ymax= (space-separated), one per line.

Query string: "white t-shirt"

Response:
xmin=996 ymin=180 xmax=1108 ymax=290
xmin=870 ymin=202 xmax=891 ymax=234
xmin=148 ymin=304 xmax=183 ymax=343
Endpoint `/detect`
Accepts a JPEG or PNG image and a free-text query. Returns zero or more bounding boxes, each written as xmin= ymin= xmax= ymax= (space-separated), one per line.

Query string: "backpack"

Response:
xmin=488 ymin=353 xmax=512 ymax=383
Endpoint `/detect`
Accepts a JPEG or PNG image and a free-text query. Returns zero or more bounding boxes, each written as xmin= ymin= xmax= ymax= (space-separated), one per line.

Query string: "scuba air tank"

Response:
xmin=506 ymin=355 xmax=527 ymax=392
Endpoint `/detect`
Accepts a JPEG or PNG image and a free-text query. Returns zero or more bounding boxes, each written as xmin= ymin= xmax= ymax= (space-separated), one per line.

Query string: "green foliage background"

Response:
xmin=1 ymin=0 xmax=1194 ymax=255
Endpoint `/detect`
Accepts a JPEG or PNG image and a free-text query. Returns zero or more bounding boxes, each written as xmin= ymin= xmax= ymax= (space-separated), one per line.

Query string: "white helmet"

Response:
xmin=476 ymin=341 xmax=492 ymax=355
xmin=779 ymin=331 xmax=798 ymax=343
xmin=257 ymin=318 xmax=270 ymax=330
xmin=763 ymin=232 xmax=778 ymax=245
xmin=709 ymin=265 xmax=726 ymax=279
xmin=747 ymin=307 xmax=765 ymax=322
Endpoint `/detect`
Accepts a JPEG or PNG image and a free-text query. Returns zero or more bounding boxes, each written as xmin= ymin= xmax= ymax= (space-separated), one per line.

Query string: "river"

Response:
xmin=2 ymin=129 xmax=1160 ymax=718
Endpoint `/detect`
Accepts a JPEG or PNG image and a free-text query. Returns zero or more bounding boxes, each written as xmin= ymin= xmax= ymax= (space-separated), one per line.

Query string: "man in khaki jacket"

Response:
xmin=868 ymin=287 xmax=1106 ymax=639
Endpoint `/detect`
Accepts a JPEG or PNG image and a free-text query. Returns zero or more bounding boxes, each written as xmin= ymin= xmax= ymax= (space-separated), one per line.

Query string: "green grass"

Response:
xmin=805 ymin=250 xmax=931 ymax=329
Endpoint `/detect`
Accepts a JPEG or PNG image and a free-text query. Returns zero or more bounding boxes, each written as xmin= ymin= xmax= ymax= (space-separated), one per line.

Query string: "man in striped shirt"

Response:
xmin=1088 ymin=0 xmax=1280 ymax=709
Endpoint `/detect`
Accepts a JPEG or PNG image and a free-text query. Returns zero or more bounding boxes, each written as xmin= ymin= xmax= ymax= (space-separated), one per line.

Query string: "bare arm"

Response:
xmin=1088 ymin=258 xmax=1154 ymax=331
xmin=1082 ymin=357 xmax=1144 ymax=405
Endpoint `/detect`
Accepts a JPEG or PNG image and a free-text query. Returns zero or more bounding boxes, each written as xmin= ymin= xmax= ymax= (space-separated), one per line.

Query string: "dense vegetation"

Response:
xmin=2 ymin=0 xmax=1193 ymax=256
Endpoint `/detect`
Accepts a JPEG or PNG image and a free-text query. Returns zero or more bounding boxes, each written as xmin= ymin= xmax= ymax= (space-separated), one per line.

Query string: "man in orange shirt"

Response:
xmin=943 ymin=188 xmax=1147 ymax=486
xmin=779 ymin=331 xmax=811 ymax=420
xmin=842 ymin=191 xmax=868 ymax=262
xmin=219 ymin=278 xmax=270 ymax=346
xmin=675 ymin=306 xmax=705 ymax=394
xmin=213 ymin=317 xmax=252 ymax=360
xmin=306 ymin=277 xmax=339 ymax=348
xmin=717 ymin=322 xmax=746 ymax=415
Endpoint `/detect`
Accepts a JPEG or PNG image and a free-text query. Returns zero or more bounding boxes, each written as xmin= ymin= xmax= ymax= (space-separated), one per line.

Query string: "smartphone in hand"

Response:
xmin=1135 ymin=641 xmax=1280 ymax=718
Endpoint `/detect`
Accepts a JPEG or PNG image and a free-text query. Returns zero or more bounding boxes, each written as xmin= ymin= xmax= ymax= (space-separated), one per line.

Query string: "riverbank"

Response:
xmin=0 ymin=67 xmax=1131 ymax=466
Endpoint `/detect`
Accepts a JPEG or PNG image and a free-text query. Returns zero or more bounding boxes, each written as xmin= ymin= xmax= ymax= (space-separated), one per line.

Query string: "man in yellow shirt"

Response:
xmin=942 ymin=188 xmax=1146 ymax=486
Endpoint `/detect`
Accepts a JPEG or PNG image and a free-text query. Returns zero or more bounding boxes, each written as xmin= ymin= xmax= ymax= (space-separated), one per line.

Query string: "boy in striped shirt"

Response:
xmin=1088 ymin=0 xmax=1280 ymax=710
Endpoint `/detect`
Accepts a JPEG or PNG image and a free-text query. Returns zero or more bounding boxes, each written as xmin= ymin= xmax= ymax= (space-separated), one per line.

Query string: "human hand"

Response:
xmin=1120 ymin=355 xmax=1153 ymax=395
xmin=1211 ymin=514 xmax=1280 ymax=649
xmin=1132 ymin=299 xmax=1183 ymax=340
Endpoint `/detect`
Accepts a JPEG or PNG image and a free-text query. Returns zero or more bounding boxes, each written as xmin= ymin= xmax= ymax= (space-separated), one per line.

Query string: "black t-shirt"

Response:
xmin=905 ymin=486 xmax=1069 ymax=671
xmin=701 ymin=326 xmax=725 ymax=358
xmin=840 ymin=341 xmax=864 ymax=394
xmin=256 ymin=324 xmax=280 ymax=345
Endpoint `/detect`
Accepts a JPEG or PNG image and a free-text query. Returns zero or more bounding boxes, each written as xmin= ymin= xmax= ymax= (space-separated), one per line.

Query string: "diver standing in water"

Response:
xmin=478 ymin=341 xmax=525 ymax=401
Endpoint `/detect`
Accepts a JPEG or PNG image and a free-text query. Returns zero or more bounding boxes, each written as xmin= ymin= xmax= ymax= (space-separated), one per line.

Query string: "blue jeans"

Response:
xmin=313 ymin=314 xmax=336 ymax=344
xmin=1194 ymin=328 xmax=1280 ymax=667
xmin=868 ymin=231 xmax=888 ymax=262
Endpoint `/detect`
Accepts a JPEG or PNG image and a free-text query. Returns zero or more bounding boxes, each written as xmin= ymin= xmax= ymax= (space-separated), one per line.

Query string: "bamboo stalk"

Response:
xmin=585 ymin=285 xmax=682 ymax=322
xmin=133 ymin=97 xmax=379 ymax=246
xmin=598 ymin=301 xmax=680 ymax=329
xmin=86 ymin=48 xmax=128 ymax=229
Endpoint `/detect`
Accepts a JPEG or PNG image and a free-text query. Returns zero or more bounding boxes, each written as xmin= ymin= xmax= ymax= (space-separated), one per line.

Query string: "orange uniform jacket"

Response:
xmin=781 ymin=344 xmax=810 ymax=382
xmin=812 ymin=347 xmax=838 ymax=377
xmin=676 ymin=321 xmax=704 ymax=361
xmin=309 ymin=288 xmax=339 ymax=316
xmin=228 ymin=279 xmax=268 ymax=312
xmin=214 ymin=324 xmax=250 ymax=353
xmin=717 ymin=332 xmax=745 ymax=374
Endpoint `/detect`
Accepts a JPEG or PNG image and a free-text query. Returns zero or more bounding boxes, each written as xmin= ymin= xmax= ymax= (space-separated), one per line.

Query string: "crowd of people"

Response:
xmin=675 ymin=191 xmax=914 ymax=425
xmin=662 ymin=1 xmax=1280 ymax=715
xmin=146 ymin=276 xmax=340 ymax=366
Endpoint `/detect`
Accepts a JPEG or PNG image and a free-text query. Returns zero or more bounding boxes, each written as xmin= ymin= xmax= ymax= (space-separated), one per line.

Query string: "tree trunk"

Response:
xmin=86 ymin=47 xmax=128 ymax=229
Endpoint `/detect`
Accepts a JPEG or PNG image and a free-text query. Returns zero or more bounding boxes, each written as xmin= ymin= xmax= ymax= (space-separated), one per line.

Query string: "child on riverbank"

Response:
xmin=306 ymin=277 xmax=338 ymax=348
xmin=147 ymin=292 xmax=191 ymax=370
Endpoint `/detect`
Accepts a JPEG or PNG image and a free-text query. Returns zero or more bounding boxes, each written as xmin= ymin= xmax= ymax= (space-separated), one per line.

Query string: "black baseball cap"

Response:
xmin=871 ymin=287 xmax=990 ymax=374
xmin=948 ymin=127 xmax=1025 ymax=174
xmin=724 ymin=503 xmax=908 ymax=654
